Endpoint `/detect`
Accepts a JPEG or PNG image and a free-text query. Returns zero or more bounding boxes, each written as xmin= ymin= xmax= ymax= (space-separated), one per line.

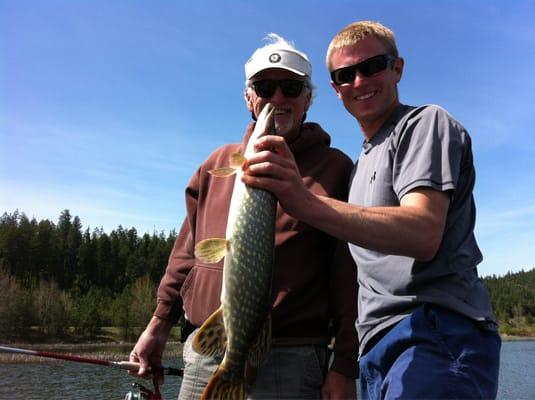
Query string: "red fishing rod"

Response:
xmin=1 ymin=345 xmax=183 ymax=400
xmin=0 ymin=345 xmax=182 ymax=376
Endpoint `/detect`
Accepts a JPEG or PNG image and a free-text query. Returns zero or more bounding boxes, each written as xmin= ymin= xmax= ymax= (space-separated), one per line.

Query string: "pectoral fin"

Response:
xmin=193 ymin=306 xmax=227 ymax=357
xmin=209 ymin=167 xmax=237 ymax=177
xmin=194 ymin=238 xmax=228 ymax=263
xmin=208 ymin=153 xmax=247 ymax=178
xmin=230 ymin=152 xmax=246 ymax=168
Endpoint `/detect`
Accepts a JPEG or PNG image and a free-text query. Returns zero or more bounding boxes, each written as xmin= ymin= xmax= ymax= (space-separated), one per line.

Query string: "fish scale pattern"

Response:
xmin=222 ymin=185 xmax=276 ymax=374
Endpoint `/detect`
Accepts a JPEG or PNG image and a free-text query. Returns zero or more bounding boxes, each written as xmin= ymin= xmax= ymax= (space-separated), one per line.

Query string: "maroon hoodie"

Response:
xmin=154 ymin=121 xmax=358 ymax=378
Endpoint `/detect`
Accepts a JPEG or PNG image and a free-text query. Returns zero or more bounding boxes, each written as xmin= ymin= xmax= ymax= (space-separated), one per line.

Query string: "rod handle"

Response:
xmin=117 ymin=361 xmax=142 ymax=371
xmin=117 ymin=361 xmax=184 ymax=376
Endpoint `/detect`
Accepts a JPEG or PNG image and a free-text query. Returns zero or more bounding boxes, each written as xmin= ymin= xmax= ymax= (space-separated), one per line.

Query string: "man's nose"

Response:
xmin=270 ymin=86 xmax=286 ymax=103
xmin=351 ymin=71 xmax=367 ymax=87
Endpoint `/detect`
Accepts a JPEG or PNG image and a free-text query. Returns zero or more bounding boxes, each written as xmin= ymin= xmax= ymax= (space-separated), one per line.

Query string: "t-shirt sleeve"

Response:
xmin=392 ymin=105 xmax=466 ymax=199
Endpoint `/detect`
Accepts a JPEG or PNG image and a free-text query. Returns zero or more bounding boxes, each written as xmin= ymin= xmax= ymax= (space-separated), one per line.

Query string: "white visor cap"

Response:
xmin=245 ymin=48 xmax=312 ymax=80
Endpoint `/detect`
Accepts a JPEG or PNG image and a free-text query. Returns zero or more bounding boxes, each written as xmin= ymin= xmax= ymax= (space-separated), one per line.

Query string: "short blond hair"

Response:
xmin=326 ymin=21 xmax=399 ymax=70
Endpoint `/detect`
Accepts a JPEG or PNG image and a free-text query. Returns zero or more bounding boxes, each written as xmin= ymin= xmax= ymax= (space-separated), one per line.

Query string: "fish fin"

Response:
xmin=208 ymin=167 xmax=237 ymax=177
xmin=194 ymin=238 xmax=228 ymax=263
xmin=229 ymin=152 xmax=246 ymax=168
xmin=247 ymin=313 xmax=272 ymax=366
xmin=208 ymin=153 xmax=246 ymax=178
xmin=192 ymin=306 xmax=227 ymax=357
xmin=207 ymin=152 xmax=246 ymax=178
xmin=201 ymin=364 xmax=244 ymax=400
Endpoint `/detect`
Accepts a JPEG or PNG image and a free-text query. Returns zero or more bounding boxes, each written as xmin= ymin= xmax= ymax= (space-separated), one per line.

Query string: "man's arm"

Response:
xmin=311 ymin=189 xmax=449 ymax=261
xmin=129 ymin=168 xmax=201 ymax=379
xmin=242 ymin=135 xmax=450 ymax=261
xmin=129 ymin=217 xmax=195 ymax=381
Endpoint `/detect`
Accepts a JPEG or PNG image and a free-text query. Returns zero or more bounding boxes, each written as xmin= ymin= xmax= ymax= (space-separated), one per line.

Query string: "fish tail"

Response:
xmin=200 ymin=365 xmax=244 ymax=400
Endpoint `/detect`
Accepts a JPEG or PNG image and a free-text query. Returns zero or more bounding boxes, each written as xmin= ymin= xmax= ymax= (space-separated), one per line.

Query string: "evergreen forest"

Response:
xmin=1 ymin=210 xmax=534 ymax=343
xmin=0 ymin=210 xmax=176 ymax=342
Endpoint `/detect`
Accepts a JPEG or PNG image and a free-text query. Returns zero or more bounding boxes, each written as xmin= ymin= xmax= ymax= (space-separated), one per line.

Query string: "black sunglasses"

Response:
xmin=251 ymin=79 xmax=305 ymax=99
xmin=330 ymin=54 xmax=396 ymax=85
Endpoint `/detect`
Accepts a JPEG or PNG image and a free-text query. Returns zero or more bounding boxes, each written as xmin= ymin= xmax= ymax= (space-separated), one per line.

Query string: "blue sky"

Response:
xmin=1 ymin=0 xmax=534 ymax=277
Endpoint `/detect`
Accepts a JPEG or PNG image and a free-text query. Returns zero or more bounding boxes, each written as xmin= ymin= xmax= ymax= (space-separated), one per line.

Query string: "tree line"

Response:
xmin=1 ymin=210 xmax=534 ymax=341
xmin=483 ymin=268 xmax=535 ymax=335
xmin=0 ymin=210 xmax=176 ymax=341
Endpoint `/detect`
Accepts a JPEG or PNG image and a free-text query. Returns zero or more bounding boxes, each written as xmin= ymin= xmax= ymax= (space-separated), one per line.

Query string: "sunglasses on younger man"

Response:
xmin=330 ymin=54 xmax=396 ymax=86
xmin=251 ymin=79 xmax=305 ymax=99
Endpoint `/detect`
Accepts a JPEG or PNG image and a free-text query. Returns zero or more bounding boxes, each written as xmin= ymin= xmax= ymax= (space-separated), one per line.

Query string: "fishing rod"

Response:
xmin=0 ymin=345 xmax=183 ymax=376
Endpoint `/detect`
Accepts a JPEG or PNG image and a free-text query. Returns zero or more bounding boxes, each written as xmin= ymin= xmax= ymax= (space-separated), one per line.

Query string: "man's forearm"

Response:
xmin=297 ymin=190 xmax=447 ymax=261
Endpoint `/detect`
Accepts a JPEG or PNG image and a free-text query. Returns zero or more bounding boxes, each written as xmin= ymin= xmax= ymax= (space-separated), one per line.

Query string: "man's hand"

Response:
xmin=128 ymin=316 xmax=173 ymax=388
xmin=242 ymin=135 xmax=313 ymax=220
xmin=321 ymin=370 xmax=357 ymax=400
xmin=243 ymin=135 xmax=450 ymax=260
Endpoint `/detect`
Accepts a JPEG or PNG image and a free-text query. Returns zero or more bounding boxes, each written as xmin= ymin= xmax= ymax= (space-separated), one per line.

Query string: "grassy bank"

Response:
xmin=0 ymin=325 xmax=183 ymax=363
xmin=2 ymin=320 xmax=534 ymax=363
xmin=0 ymin=341 xmax=184 ymax=364
xmin=0 ymin=325 xmax=182 ymax=344
xmin=499 ymin=317 xmax=535 ymax=337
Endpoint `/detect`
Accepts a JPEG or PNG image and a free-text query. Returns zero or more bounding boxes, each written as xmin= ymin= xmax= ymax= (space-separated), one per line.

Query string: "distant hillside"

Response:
xmin=483 ymin=268 xmax=535 ymax=336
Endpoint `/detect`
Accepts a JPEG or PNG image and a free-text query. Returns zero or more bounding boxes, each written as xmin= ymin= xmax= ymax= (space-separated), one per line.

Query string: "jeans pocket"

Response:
xmin=182 ymin=329 xmax=199 ymax=366
xmin=303 ymin=345 xmax=327 ymax=388
xmin=422 ymin=305 xmax=467 ymax=361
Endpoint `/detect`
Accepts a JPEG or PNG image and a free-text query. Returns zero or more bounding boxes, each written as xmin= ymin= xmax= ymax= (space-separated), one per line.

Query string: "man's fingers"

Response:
xmin=254 ymin=135 xmax=293 ymax=156
xmin=242 ymin=174 xmax=283 ymax=192
xmin=245 ymin=150 xmax=296 ymax=175
xmin=129 ymin=350 xmax=151 ymax=377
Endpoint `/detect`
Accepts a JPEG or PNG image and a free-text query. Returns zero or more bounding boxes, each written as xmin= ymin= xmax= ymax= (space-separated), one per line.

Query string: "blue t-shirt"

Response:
xmin=348 ymin=104 xmax=496 ymax=355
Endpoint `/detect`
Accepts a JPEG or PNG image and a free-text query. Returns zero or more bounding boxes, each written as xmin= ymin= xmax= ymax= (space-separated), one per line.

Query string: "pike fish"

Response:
xmin=192 ymin=103 xmax=278 ymax=400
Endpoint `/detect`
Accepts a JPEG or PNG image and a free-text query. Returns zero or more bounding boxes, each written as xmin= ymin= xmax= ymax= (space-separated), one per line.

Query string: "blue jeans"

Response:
xmin=359 ymin=305 xmax=501 ymax=400
xmin=178 ymin=329 xmax=328 ymax=400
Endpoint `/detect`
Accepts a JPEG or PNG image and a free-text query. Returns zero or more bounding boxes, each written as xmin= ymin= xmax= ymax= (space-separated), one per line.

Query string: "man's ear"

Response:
xmin=244 ymin=89 xmax=254 ymax=112
xmin=394 ymin=57 xmax=404 ymax=83
xmin=304 ymin=89 xmax=312 ymax=111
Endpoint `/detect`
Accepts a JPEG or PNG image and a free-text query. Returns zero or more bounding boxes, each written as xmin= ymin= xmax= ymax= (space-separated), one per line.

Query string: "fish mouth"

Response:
xmin=262 ymin=103 xmax=290 ymax=118
xmin=265 ymin=103 xmax=276 ymax=118
xmin=261 ymin=102 xmax=273 ymax=111
xmin=261 ymin=103 xmax=295 ymax=136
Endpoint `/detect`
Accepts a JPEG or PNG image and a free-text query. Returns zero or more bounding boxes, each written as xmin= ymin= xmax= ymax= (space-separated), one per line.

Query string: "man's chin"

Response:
xmin=274 ymin=121 xmax=295 ymax=136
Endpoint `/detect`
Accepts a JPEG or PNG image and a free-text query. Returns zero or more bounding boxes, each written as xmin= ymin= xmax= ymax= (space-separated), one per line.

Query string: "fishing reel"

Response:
xmin=124 ymin=382 xmax=162 ymax=400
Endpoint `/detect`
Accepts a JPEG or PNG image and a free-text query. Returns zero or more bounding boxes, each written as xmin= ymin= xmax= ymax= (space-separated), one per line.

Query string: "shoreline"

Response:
xmin=500 ymin=335 xmax=535 ymax=341
xmin=1 ymin=336 xmax=534 ymax=363
xmin=0 ymin=341 xmax=184 ymax=363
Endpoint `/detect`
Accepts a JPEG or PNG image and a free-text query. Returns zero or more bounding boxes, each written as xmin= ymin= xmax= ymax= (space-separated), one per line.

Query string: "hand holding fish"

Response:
xmin=242 ymin=134 xmax=315 ymax=221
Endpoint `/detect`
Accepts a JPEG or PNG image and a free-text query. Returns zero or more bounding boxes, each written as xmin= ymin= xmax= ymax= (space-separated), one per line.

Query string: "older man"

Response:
xmin=130 ymin=33 xmax=358 ymax=399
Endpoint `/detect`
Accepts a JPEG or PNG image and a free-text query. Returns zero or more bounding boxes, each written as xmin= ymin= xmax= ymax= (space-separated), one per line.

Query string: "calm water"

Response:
xmin=0 ymin=341 xmax=533 ymax=399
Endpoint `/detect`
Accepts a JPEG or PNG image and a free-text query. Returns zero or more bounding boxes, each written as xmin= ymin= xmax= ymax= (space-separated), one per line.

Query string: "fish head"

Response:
xmin=246 ymin=68 xmax=311 ymax=141
xmin=253 ymin=102 xmax=276 ymax=140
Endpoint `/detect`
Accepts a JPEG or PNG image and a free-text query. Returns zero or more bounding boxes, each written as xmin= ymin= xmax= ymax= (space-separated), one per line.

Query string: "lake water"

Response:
xmin=0 ymin=340 xmax=533 ymax=399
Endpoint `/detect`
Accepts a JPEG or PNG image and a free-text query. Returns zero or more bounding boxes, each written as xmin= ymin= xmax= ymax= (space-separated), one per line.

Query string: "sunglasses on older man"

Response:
xmin=330 ymin=54 xmax=396 ymax=86
xmin=251 ymin=79 xmax=305 ymax=99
